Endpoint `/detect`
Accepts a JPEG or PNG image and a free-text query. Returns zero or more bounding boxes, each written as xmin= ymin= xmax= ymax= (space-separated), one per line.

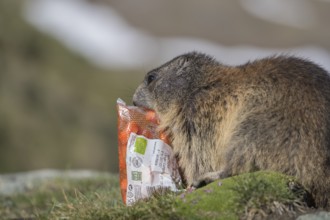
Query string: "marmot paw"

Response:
xmin=191 ymin=171 xmax=223 ymax=188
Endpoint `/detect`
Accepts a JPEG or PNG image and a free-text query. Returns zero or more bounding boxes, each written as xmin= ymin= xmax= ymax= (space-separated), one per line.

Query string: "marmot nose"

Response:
xmin=132 ymin=101 xmax=137 ymax=106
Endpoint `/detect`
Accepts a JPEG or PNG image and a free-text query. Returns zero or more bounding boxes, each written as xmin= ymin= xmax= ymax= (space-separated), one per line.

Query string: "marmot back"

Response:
xmin=133 ymin=52 xmax=330 ymax=209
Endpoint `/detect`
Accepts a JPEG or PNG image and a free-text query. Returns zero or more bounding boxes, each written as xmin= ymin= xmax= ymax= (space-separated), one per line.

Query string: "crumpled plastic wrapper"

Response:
xmin=116 ymin=99 xmax=182 ymax=205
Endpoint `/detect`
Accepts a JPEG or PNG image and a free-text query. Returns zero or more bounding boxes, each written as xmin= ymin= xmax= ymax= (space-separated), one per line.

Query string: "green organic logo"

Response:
xmin=131 ymin=171 xmax=142 ymax=181
xmin=134 ymin=137 xmax=147 ymax=155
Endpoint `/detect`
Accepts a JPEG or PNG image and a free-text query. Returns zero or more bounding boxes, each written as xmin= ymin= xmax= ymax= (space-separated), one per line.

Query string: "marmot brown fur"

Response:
xmin=133 ymin=52 xmax=330 ymax=209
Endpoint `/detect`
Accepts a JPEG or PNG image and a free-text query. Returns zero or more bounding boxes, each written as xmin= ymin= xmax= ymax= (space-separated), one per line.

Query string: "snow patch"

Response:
xmin=23 ymin=0 xmax=330 ymax=72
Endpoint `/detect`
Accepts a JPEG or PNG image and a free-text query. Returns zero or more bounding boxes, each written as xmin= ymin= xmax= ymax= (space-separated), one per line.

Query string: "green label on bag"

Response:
xmin=131 ymin=171 xmax=142 ymax=181
xmin=134 ymin=137 xmax=147 ymax=155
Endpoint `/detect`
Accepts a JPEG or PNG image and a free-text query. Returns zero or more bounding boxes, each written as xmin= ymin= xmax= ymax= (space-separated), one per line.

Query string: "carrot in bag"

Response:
xmin=116 ymin=99 xmax=181 ymax=205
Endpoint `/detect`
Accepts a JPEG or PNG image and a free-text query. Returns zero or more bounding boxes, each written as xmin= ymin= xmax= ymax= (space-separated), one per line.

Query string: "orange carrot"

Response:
xmin=145 ymin=110 xmax=159 ymax=124
xmin=126 ymin=121 xmax=139 ymax=134
xmin=141 ymin=129 xmax=153 ymax=139
xmin=160 ymin=131 xmax=171 ymax=145
xmin=117 ymin=99 xmax=172 ymax=204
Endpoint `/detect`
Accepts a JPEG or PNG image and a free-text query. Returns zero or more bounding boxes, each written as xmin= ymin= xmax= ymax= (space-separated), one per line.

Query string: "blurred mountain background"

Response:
xmin=0 ymin=0 xmax=329 ymax=174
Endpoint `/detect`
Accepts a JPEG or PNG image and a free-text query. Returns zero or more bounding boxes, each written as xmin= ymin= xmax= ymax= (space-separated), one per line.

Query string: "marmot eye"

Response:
xmin=147 ymin=74 xmax=155 ymax=85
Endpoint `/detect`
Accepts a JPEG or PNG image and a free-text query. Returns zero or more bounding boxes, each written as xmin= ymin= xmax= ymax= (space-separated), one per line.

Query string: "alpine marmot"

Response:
xmin=133 ymin=52 xmax=330 ymax=209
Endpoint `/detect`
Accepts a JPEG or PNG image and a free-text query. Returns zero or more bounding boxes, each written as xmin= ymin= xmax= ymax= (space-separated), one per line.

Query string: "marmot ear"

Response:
xmin=176 ymin=57 xmax=190 ymax=75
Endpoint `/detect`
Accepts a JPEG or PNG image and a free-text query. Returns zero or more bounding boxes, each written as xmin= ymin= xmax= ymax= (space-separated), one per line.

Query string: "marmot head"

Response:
xmin=133 ymin=52 xmax=217 ymax=114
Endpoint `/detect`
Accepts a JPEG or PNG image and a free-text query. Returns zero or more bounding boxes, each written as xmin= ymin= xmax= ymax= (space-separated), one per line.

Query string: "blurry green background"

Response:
xmin=0 ymin=0 xmax=144 ymax=173
xmin=1 ymin=0 xmax=329 ymax=174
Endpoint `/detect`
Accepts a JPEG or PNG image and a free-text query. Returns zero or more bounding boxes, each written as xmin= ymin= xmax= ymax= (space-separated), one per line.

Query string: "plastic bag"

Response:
xmin=116 ymin=99 xmax=182 ymax=205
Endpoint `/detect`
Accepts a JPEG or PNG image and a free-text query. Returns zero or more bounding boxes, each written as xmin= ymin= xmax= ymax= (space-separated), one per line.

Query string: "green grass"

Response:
xmin=0 ymin=171 xmax=311 ymax=219
xmin=0 ymin=174 xmax=122 ymax=219
xmin=174 ymin=171 xmax=309 ymax=220
xmin=0 ymin=173 xmax=180 ymax=220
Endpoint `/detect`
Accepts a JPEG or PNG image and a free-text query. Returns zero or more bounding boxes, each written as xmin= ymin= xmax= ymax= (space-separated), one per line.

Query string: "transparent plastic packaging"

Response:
xmin=116 ymin=99 xmax=182 ymax=205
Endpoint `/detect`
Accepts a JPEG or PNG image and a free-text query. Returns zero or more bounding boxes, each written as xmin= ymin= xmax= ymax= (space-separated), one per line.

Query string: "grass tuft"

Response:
xmin=0 ymin=171 xmax=313 ymax=219
xmin=229 ymin=172 xmax=310 ymax=219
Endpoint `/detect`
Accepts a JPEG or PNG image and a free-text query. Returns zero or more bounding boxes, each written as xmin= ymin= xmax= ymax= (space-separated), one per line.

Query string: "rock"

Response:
xmin=0 ymin=169 xmax=108 ymax=195
xmin=297 ymin=211 xmax=330 ymax=220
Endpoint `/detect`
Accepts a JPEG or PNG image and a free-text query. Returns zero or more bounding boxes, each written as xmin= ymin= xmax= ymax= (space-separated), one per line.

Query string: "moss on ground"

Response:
xmin=175 ymin=171 xmax=310 ymax=219
xmin=0 ymin=171 xmax=313 ymax=219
